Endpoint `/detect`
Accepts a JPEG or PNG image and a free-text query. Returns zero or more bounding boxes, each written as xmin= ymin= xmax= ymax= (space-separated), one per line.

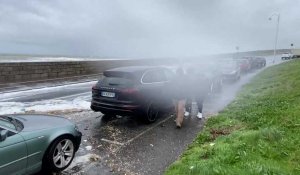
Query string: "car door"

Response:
xmin=141 ymin=69 xmax=166 ymax=107
xmin=161 ymin=68 xmax=176 ymax=108
xmin=0 ymin=127 xmax=27 ymax=175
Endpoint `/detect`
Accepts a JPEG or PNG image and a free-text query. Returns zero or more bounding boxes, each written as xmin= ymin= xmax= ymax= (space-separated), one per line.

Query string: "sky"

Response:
xmin=0 ymin=0 xmax=299 ymax=58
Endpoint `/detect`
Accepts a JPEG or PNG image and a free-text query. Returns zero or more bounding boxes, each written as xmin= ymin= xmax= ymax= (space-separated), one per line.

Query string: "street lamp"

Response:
xmin=269 ymin=13 xmax=280 ymax=64
xmin=235 ymin=46 xmax=239 ymax=59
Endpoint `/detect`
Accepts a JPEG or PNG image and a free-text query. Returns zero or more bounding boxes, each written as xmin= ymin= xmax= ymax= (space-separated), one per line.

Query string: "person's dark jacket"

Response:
xmin=167 ymin=73 xmax=188 ymax=100
xmin=186 ymin=72 xmax=210 ymax=99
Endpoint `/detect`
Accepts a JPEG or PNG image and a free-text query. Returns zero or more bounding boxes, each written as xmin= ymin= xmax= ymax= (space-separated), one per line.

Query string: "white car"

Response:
xmin=281 ymin=53 xmax=293 ymax=60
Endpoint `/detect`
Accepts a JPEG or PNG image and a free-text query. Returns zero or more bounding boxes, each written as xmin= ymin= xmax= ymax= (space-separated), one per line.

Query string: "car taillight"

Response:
xmin=121 ymin=88 xmax=139 ymax=94
xmin=92 ymin=84 xmax=97 ymax=90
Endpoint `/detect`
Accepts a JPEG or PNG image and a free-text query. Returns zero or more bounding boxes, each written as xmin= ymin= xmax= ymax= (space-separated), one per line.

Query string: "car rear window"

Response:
xmin=222 ymin=61 xmax=238 ymax=69
xmin=142 ymin=70 xmax=167 ymax=83
xmin=100 ymin=76 xmax=135 ymax=88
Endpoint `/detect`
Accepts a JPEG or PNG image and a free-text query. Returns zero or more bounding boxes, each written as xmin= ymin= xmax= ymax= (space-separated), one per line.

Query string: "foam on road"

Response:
xmin=0 ymin=81 xmax=94 ymax=115
xmin=0 ymin=96 xmax=91 ymax=115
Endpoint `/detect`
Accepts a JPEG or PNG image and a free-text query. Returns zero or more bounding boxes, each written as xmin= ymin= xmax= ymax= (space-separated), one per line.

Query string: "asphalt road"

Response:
xmin=0 ymin=81 xmax=96 ymax=102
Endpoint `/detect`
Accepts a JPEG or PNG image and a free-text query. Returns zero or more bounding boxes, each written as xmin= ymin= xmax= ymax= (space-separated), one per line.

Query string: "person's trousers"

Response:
xmin=196 ymin=98 xmax=203 ymax=113
xmin=185 ymin=97 xmax=204 ymax=113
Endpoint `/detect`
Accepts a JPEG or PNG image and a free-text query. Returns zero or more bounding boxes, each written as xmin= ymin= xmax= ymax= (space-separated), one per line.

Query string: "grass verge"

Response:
xmin=165 ymin=60 xmax=300 ymax=175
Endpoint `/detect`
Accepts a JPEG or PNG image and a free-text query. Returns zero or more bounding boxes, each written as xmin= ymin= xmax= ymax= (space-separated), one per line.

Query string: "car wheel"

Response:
xmin=144 ymin=103 xmax=159 ymax=123
xmin=43 ymin=136 xmax=75 ymax=173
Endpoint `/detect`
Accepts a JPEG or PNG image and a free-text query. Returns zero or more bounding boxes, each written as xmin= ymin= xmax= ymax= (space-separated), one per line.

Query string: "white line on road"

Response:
xmin=125 ymin=115 xmax=174 ymax=145
xmin=74 ymin=115 xmax=174 ymax=174
xmin=100 ymin=138 xmax=125 ymax=146
xmin=97 ymin=115 xmax=174 ymax=148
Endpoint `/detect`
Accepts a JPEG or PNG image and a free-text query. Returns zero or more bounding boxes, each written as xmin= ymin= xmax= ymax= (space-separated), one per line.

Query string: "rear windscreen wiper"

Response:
xmin=109 ymin=83 xmax=119 ymax=86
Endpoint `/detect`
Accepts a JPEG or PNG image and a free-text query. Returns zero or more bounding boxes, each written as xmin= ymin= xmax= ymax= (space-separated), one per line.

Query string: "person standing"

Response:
xmin=184 ymin=67 xmax=209 ymax=119
xmin=172 ymin=67 xmax=187 ymax=128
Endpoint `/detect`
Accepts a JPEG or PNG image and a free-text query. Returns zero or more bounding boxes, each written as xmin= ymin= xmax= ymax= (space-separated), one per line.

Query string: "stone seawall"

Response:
xmin=0 ymin=49 xmax=292 ymax=83
xmin=0 ymin=59 xmax=174 ymax=83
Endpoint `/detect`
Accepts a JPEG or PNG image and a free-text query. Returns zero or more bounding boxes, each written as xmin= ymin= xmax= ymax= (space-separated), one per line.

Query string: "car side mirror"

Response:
xmin=0 ymin=130 xmax=8 ymax=142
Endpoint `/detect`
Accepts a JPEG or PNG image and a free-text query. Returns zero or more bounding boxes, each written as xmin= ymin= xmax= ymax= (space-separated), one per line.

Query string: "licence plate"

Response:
xmin=101 ymin=91 xmax=115 ymax=98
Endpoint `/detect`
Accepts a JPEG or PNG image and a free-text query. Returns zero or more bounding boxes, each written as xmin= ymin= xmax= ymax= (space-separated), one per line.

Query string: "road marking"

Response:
xmin=89 ymin=115 xmax=174 ymax=148
xmin=125 ymin=115 xmax=173 ymax=145
xmin=100 ymin=138 xmax=125 ymax=146
xmin=71 ymin=115 xmax=174 ymax=175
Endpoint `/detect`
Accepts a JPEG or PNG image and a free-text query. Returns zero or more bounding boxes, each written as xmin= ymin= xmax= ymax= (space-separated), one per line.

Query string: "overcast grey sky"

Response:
xmin=0 ymin=0 xmax=299 ymax=58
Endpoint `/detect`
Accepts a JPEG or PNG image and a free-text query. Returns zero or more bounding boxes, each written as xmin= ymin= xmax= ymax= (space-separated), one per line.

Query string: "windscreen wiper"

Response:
xmin=109 ymin=83 xmax=120 ymax=86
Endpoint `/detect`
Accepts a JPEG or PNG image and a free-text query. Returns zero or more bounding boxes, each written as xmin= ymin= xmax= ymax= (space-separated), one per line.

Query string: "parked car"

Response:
xmin=220 ymin=60 xmax=241 ymax=82
xmin=237 ymin=58 xmax=251 ymax=73
xmin=291 ymin=49 xmax=300 ymax=58
xmin=190 ymin=62 xmax=223 ymax=93
xmin=281 ymin=53 xmax=293 ymax=60
xmin=0 ymin=114 xmax=82 ymax=175
xmin=91 ymin=66 xmax=175 ymax=123
xmin=253 ymin=57 xmax=266 ymax=68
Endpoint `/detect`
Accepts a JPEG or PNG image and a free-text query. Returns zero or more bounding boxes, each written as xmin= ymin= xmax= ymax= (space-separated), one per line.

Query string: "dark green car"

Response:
xmin=0 ymin=114 xmax=82 ymax=175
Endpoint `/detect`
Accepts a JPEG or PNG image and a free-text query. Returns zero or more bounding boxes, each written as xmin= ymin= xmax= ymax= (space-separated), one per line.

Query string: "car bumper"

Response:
xmin=91 ymin=100 xmax=141 ymax=115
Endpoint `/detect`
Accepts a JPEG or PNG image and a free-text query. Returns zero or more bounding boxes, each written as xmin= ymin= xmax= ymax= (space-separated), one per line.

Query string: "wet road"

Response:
xmin=0 ymin=81 xmax=96 ymax=102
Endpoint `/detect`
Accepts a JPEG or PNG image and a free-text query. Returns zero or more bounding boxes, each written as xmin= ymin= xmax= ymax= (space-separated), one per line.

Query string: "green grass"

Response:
xmin=165 ymin=60 xmax=300 ymax=175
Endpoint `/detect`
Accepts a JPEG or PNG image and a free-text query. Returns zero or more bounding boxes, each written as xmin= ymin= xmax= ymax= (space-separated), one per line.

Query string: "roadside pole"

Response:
xmin=269 ymin=13 xmax=280 ymax=64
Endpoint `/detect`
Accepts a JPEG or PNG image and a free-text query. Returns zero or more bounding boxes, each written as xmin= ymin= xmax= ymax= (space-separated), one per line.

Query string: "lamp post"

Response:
xmin=235 ymin=46 xmax=239 ymax=59
xmin=269 ymin=13 xmax=280 ymax=64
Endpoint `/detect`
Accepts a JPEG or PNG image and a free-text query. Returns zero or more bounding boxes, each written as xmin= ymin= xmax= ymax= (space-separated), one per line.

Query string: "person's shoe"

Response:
xmin=184 ymin=111 xmax=190 ymax=117
xmin=196 ymin=112 xmax=203 ymax=119
xmin=176 ymin=120 xmax=182 ymax=128
xmin=176 ymin=123 xmax=182 ymax=129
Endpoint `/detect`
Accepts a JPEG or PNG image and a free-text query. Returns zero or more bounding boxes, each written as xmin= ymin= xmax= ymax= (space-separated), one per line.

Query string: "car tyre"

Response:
xmin=144 ymin=102 xmax=159 ymax=123
xmin=43 ymin=136 xmax=75 ymax=173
